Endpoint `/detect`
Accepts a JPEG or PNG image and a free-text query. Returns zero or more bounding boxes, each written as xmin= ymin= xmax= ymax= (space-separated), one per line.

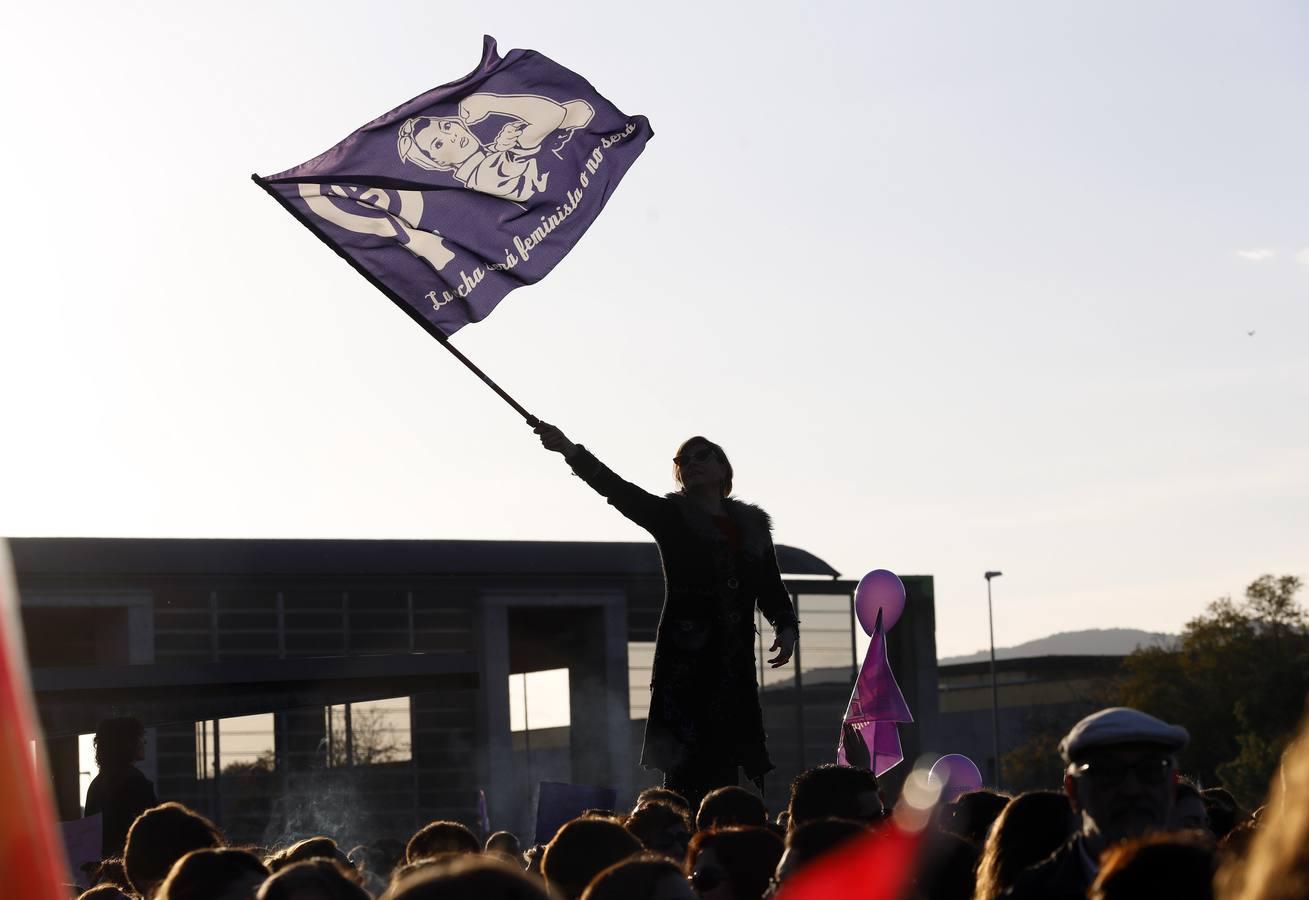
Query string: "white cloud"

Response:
xmin=1296 ymin=247 xmax=1309 ymax=266
xmin=1237 ymin=248 xmax=1276 ymax=261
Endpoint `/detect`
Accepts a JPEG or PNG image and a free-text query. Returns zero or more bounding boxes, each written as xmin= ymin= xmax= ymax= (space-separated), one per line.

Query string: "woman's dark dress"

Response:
xmin=84 ymin=765 xmax=157 ymax=857
xmin=566 ymin=447 xmax=799 ymax=789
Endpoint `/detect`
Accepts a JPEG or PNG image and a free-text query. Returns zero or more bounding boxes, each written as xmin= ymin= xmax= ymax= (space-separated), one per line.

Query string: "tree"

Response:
xmin=1117 ymin=575 xmax=1307 ymax=808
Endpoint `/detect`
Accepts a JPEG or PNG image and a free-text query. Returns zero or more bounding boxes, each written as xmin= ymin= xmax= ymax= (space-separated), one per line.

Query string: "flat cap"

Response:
xmin=1059 ymin=707 xmax=1189 ymax=763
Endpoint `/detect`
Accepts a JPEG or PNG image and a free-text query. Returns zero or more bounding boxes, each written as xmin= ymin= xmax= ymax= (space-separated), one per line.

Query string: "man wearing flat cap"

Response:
xmin=1003 ymin=706 xmax=1189 ymax=900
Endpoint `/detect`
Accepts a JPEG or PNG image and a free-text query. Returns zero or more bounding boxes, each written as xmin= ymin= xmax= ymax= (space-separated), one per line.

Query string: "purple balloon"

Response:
xmin=928 ymin=754 xmax=985 ymax=804
xmin=855 ymin=569 xmax=906 ymax=635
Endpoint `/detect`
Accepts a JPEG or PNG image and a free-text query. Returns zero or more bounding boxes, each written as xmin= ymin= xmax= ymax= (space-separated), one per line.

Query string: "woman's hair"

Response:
xmin=485 ymin=830 xmax=523 ymax=859
xmin=634 ymin=788 xmax=690 ymax=815
xmin=581 ymin=854 xmax=687 ymax=900
xmin=123 ymin=802 xmax=225 ymax=897
xmin=541 ymin=817 xmax=642 ymax=900
xmin=672 ymin=436 xmax=733 ymax=496
xmin=89 ymin=858 xmax=130 ymax=891
xmin=76 ymin=888 xmax=132 ymax=900
xmin=382 ymin=855 xmax=550 ymax=900
xmin=265 ymin=836 xmax=352 ymax=873
xmin=1218 ymin=719 xmax=1309 ymax=900
xmin=686 ymin=827 xmax=784 ymax=900
xmin=696 ymin=786 xmax=767 ymax=830
xmin=157 ymin=848 xmax=268 ymax=900
xmin=94 ymin=717 xmax=145 ymax=769
xmin=974 ymin=790 xmax=1076 ymax=900
xmin=1090 ymin=831 xmax=1215 ymax=900
xmin=940 ymin=789 xmax=1011 ymax=846
xmin=406 ymin=820 xmax=481 ymax=862
xmin=626 ymin=802 xmax=691 ymax=857
xmin=1203 ymin=788 xmax=1246 ymax=840
xmin=257 ymin=859 xmax=369 ymax=900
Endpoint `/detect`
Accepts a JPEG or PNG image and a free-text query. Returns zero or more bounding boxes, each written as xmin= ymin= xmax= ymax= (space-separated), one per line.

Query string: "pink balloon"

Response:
xmin=928 ymin=754 xmax=985 ymax=804
xmin=855 ymin=569 xmax=906 ymax=634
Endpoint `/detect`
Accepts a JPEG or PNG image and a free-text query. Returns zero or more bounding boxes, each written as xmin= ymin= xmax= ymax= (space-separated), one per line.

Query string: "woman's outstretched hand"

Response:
xmin=534 ymin=421 xmax=578 ymax=458
xmin=768 ymin=626 xmax=798 ymax=668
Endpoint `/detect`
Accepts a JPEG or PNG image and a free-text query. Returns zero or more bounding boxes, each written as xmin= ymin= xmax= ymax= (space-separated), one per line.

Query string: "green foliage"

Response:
xmin=1117 ymin=575 xmax=1308 ymax=809
xmin=1002 ymin=716 xmax=1071 ymax=793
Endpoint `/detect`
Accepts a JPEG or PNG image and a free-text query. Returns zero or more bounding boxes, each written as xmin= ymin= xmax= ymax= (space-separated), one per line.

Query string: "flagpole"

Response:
xmin=435 ymin=335 xmax=538 ymax=426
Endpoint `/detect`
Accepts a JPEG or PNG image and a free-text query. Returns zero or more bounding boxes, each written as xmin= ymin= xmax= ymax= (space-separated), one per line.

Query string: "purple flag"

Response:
xmin=255 ymin=36 xmax=652 ymax=339
xmin=836 ymin=612 xmax=913 ymax=776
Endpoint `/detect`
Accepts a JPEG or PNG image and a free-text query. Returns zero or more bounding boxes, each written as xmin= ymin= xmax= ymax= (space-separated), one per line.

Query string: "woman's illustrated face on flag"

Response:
xmin=401 ymin=117 xmax=479 ymax=171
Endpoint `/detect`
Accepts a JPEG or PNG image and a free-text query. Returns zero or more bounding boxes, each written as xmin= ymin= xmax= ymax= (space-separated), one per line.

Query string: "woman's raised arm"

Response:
xmin=459 ymin=93 xmax=575 ymax=151
xmin=534 ymin=421 xmax=670 ymax=531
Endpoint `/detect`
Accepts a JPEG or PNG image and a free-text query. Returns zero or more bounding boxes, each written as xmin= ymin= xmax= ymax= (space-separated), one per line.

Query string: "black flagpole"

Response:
xmin=435 ymin=334 xmax=538 ymax=426
xmin=252 ymin=174 xmax=538 ymax=427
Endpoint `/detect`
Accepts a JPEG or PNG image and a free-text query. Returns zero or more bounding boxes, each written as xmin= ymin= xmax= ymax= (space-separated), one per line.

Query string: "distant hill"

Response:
xmin=939 ymin=628 xmax=1176 ymax=665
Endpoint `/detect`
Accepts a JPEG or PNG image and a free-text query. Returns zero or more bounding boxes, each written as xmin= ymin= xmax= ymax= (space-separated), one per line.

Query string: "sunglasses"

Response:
xmin=673 ymin=447 xmax=718 ymax=465
xmin=1073 ymin=757 xmax=1172 ymax=786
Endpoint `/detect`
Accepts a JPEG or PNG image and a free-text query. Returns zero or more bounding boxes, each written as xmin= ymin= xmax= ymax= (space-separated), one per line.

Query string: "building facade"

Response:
xmin=15 ymin=538 xmax=937 ymax=844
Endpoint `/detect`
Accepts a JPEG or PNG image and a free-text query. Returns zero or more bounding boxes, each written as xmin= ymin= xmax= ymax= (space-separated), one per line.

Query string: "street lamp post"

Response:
xmin=985 ymin=570 xmax=1004 ymax=789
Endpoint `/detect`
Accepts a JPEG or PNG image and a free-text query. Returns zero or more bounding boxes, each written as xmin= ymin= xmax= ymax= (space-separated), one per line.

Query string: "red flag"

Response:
xmin=0 ymin=541 xmax=71 ymax=898
xmin=777 ymin=821 xmax=921 ymax=900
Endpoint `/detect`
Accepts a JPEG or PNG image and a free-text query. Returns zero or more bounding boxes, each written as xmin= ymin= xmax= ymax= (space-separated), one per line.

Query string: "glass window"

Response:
xmin=795 ymin=594 xmax=856 ymax=685
xmin=509 ymin=669 xmax=570 ymax=732
xmin=78 ymin=733 xmax=97 ymax=812
xmin=352 ymin=698 xmax=412 ymax=764
xmin=194 ymin=713 xmax=276 ymax=778
xmin=325 ymin=697 xmax=413 ymax=765
xmin=220 ymin=714 xmax=276 ymax=771
xmin=628 ymin=642 xmax=655 ymax=720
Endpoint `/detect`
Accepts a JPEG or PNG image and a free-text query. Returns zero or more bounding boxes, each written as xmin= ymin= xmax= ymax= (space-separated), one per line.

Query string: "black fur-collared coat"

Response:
xmin=566 ymin=446 xmax=799 ymax=779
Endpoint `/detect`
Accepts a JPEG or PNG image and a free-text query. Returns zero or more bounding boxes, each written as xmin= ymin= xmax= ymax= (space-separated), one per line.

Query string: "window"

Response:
xmin=509 ymin=669 xmax=570 ymax=731
xmin=78 ymin=733 xmax=97 ymax=811
xmin=195 ymin=713 xmax=276 ymax=779
xmin=795 ymin=594 xmax=857 ymax=685
xmin=325 ymin=697 xmax=413 ymax=766
xmin=627 ymin=642 xmax=655 ymax=720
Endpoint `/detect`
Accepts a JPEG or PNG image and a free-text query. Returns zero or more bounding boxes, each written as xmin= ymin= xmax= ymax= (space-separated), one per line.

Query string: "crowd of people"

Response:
xmin=71 ymin=704 xmax=1309 ymax=900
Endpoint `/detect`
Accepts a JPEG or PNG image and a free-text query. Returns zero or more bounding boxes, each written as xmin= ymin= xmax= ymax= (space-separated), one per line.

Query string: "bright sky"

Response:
xmin=2 ymin=2 xmax=1306 ymax=660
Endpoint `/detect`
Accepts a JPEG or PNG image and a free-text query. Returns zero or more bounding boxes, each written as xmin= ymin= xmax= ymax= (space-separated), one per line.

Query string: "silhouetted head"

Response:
xmin=581 ymin=854 xmax=694 ymax=900
xmin=157 ymin=848 xmax=268 ymax=900
xmin=787 ymin=764 xmax=883 ymax=830
xmin=773 ymin=818 xmax=868 ymax=889
xmin=626 ymin=802 xmax=691 ymax=860
xmin=89 ymin=858 xmax=131 ymax=892
xmin=1060 ymin=709 xmax=1189 ymax=854
xmin=383 ymin=855 xmax=550 ymax=900
xmin=916 ymin=831 xmax=982 ymax=900
xmin=541 ymin=817 xmax=642 ymax=900
xmin=634 ymin=788 xmax=690 ymax=817
xmin=686 ymin=827 xmax=783 ymax=900
xmin=485 ymin=830 xmax=523 ymax=862
xmin=257 ymin=859 xmax=368 ymax=900
xmin=1089 ymin=831 xmax=1215 ymax=900
xmin=406 ymin=821 xmax=480 ymax=863
xmin=266 ymin=836 xmax=352 ymax=873
xmin=124 ymin=803 xmax=225 ymax=898
xmin=673 ymin=437 xmax=733 ymax=497
xmin=941 ymin=790 xmax=1011 ymax=846
xmin=697 ymin=786 xmax=767 ymax=831
xmin=1172 ymin=778 xmax=1211 ymax=833
xmin=95 ymin=717 xmax=146 ymax=769
xmin=974 ymin=790 xmax=1077 ymax=900
xmin=76 ymin=888 xmax=133 ymax=900
xmin=1201 ymin=788 xmax=1244 ymax=840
